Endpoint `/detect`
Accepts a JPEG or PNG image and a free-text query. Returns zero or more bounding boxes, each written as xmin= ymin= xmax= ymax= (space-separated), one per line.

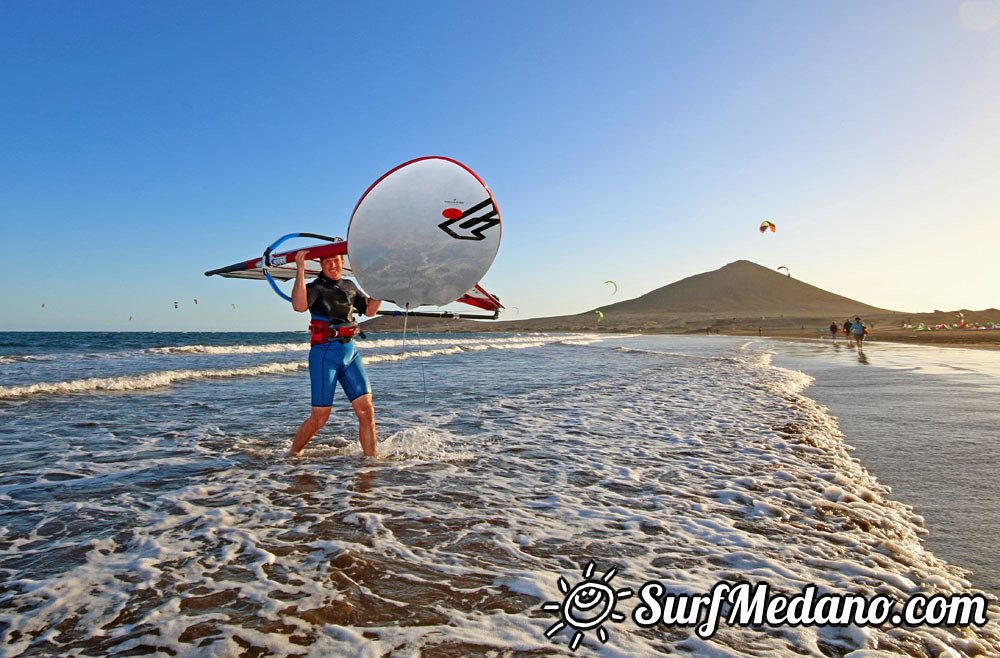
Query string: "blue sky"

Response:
xmin=3 ymin=1 xmax=998 ymax=331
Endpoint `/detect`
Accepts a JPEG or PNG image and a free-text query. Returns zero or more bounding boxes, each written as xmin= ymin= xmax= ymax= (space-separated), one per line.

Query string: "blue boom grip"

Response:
xmin=262 ymin=233 xmax=344 ymax=302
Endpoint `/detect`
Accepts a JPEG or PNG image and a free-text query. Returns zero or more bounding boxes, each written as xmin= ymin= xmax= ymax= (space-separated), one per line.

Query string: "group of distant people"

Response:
xmin=829 ymin=317 xmax=868 ymax=352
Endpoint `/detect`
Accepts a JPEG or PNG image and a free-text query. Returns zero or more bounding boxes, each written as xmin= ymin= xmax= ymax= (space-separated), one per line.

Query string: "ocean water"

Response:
xmin=768 ymin=337 xmax=1000 ymax=599
xmin=1 ymin=331 xmax=998 ymax=657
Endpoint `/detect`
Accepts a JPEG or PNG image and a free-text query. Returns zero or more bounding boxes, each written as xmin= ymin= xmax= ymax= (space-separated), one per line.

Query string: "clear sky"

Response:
xmin=2 ymin=1 xmax=998 ymax=331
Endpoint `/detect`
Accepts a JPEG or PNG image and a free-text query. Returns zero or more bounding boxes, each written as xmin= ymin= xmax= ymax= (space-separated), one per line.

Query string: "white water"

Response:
xmin=1 ymin=333 xmax=997 ymax=656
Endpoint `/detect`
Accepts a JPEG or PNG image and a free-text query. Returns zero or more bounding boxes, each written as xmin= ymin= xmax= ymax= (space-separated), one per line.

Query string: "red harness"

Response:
xmin=310 ymin=320 xmax=360 ymax=346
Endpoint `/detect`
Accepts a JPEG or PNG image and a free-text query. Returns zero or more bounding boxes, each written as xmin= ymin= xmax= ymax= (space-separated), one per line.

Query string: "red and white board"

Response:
xmin=204 ymin=241 xmax=350 ymax=281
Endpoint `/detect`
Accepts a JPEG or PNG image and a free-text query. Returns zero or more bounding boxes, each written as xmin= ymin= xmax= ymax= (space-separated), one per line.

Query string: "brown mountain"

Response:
xmin=600 ymin=260 xmax=891 ymax=318
xmin=362 ymin=260 xmax=899 ymax=333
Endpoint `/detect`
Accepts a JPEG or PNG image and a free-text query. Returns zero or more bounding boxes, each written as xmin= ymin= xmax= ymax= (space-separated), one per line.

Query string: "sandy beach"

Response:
xmin=729 ymin=326 xmax=1000 ymax=350
xmin=360 ymin=318 xmax=1000 ymax=351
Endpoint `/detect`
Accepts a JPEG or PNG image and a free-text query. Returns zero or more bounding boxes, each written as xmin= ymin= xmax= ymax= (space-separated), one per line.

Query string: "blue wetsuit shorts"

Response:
xmin=309 ymin=341 xmax=371 ymax=407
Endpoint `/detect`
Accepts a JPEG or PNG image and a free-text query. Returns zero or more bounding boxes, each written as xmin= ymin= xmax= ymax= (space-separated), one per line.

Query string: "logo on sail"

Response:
xmin=438 ymin=197 xmax=499 ymax=241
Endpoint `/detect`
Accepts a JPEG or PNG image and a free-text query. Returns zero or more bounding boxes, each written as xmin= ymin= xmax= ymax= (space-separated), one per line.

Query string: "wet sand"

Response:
xmin=734 ymin=327 xmax=1000 ymax=350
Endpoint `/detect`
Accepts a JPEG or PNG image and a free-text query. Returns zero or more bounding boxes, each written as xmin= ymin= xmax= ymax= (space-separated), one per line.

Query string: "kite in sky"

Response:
xmin=759 ymin=220 xmax=776 ymax=234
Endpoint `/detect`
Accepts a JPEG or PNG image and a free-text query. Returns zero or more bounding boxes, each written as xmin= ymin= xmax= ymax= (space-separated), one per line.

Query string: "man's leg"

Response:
xmin=290 ymin=406 xmax=332 ymax=456
xmin=352 ymin=393 xmax=376 ymax=458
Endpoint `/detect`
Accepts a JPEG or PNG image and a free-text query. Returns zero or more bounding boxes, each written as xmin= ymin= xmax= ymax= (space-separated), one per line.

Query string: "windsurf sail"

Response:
xmin=347 ymin=156 xmax=501 ymax=309
xmin=205 ymin=239 xmax=502 ymax=317
xmin=205 ymin=156 xmax=503 ymax=318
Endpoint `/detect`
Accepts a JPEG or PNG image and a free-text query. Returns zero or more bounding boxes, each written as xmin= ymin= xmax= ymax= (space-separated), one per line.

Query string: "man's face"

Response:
xmin=321 ymin=255 xmax=344 ymax=280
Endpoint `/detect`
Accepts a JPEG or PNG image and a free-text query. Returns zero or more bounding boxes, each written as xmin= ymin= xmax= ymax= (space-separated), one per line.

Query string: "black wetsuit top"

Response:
xmin=306 ymin=275 xmax=369 ymax=323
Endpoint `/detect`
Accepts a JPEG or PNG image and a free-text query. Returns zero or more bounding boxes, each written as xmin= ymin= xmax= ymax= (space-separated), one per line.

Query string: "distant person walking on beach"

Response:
xmin=851 ymin=316 xmax=867 ymax=352
xmin=829 ymin=322 xmax=838 ymax=341
xmin=843 ymin=319 xmax=853 ymax=345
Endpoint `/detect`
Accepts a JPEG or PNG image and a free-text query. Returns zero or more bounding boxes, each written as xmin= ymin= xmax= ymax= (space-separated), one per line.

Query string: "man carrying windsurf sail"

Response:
xmin=203 ymin=158 xmax=504 ymax=457
xmin=289 ymin=249 xmax=382 ymax=457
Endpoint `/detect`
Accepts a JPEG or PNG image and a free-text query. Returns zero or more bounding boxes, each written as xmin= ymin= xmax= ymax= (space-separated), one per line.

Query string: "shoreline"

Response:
xmin=725 ymin=327 xmax=1000 ymax=350
xmin=3 ymin=328 xmax=998 ymax=351
xmin=768 ymin=338 xmax=1000 ymax=599
xmin=362 ymin=325 xmax=1000 ymax=351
